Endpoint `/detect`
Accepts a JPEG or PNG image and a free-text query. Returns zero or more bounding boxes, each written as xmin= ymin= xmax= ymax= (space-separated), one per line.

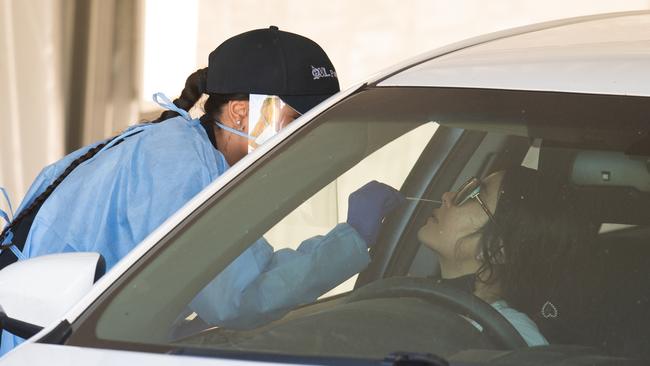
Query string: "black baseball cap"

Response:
xmin=206 ymin=26 xmax=340 ymax=114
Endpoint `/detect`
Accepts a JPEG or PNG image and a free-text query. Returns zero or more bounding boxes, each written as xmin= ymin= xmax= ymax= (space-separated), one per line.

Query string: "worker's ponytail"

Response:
xmin=151 ymin=68 xmax=208 ymax=123
xmin=152 ymin=67 xmax=248 ymax=124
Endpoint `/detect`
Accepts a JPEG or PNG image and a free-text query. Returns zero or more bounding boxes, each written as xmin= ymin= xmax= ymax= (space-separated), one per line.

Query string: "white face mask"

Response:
xmin=247 ymin=94 xmax=299 ymax=152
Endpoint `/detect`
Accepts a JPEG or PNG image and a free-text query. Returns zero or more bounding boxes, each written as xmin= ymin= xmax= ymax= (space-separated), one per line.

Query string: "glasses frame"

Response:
xmin=453 ymin=177 xmax=497 ymax=224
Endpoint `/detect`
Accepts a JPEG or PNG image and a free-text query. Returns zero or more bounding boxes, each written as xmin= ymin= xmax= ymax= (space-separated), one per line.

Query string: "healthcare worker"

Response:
xmin=0 ymin=27 xmax=404 ymax=354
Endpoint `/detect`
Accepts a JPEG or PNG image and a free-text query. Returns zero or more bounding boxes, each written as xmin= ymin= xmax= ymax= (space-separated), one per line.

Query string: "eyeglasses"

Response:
xmin=453 ymin=177 xmax=497 ymax=224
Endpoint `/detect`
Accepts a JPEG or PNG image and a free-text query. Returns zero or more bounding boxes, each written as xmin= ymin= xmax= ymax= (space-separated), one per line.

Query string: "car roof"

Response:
xmin=376 ymin=11 xmax=650 ymax=97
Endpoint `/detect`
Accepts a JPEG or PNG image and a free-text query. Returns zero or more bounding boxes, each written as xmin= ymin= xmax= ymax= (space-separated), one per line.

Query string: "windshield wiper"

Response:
xmin=169 ymin=346 xmax=379 ymax=365
xmin=169 ymin=346 xmax=449 ymax=366
xmin=383 ymin=352 xmax=449 ymax=366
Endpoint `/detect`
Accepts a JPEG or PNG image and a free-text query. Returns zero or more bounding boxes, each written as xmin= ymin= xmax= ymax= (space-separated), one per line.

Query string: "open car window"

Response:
xmin=262 ymin=122 xmax=438 ymax=299
xmin=86 ymin=88 xmax=443 ymax=346
xmin=69 ymin=87 xmax=650 ymax=363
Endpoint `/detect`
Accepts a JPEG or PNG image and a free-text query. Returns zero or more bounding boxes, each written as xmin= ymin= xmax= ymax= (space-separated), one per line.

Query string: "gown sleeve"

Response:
xmin=189 ymin=223 xmax=370 ymax=329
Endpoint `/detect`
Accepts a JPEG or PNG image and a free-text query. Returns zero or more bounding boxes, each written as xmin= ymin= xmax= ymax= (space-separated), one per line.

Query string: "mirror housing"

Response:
xmin=0 ymin=252 xmax=105 ymax=336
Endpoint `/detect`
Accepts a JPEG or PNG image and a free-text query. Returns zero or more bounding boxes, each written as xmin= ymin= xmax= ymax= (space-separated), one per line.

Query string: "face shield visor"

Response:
xmin=247 ymin=94 xmax=300 ymax=152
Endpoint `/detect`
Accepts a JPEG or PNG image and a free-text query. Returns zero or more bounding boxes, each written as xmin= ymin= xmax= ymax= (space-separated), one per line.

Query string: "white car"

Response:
xmin=1 ymin=10 xmax=649 ymax=365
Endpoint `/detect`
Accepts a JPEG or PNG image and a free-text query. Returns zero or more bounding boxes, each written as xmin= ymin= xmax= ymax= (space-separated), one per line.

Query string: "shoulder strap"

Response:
xmin=0 ymin=187 xmax=13 ymax=225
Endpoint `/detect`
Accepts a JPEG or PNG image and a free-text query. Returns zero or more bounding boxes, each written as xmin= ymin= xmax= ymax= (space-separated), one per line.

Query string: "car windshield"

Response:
xmin=71 ymin=87 xmax=650 ymax=364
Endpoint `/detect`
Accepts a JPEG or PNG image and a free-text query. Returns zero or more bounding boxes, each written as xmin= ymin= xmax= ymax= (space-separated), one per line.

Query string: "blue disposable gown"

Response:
xmin=0 ymin=116 xmax=370 ymax=355
xmin=190 ymin=223 xmax=369 ymax=329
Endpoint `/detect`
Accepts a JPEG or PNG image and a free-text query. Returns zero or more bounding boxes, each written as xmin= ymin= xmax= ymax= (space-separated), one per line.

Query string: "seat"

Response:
xmin=588 ymin=227 xmax=650 ymax=358
xmin=538 ymin=146 xmax=650 ymax=358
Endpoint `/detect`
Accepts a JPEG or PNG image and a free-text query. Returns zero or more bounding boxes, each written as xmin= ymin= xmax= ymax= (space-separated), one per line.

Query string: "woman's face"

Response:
xmin=418 ymin=171 xmax=504 ymax=261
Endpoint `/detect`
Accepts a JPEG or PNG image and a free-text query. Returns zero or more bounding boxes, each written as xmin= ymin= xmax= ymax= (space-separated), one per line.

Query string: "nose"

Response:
xmin=441 ymin=191 xmax=455 ymax=208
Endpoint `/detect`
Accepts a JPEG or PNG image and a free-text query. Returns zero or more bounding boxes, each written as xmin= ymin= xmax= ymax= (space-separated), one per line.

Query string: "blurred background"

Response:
xmin=1 ymin=0 xmax=649 ymax=211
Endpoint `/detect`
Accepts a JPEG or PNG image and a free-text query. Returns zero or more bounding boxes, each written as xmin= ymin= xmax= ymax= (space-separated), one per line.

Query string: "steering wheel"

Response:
xmin=344 ymin=276 xmax=527 ymax=349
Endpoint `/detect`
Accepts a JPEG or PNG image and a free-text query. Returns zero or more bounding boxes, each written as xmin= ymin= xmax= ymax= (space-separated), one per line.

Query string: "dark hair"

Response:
xmin=475 ymin=166 xmax=598 ymax=341
xmin=150 ymin=67 xmax=246 ymax=124
xmin=0 ymin=141 xmax=111 ymax=249
xmin=0 ymin=68 xmax=245 ymax=247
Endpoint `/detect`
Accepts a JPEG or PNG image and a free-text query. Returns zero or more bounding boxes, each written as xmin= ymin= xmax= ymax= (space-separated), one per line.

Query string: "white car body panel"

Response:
xmin=379 ymin=12 xmax=650 ymax=97
xmin=0 ymin=343 xmax=303 ymax=366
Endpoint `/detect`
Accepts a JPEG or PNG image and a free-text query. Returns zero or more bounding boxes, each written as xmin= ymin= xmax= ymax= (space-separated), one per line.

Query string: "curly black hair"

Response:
xmin=474 ymin=166 xmax=598 ymax=342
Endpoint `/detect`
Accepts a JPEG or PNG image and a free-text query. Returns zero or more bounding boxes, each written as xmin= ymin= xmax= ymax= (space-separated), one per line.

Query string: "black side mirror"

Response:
xmin=0 ymin=304 xmax=43 ymax=340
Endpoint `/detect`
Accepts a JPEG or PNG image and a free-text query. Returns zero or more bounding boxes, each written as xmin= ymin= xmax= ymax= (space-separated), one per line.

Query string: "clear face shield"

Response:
xmin=247 ymin=94 xmax=300 ymax=152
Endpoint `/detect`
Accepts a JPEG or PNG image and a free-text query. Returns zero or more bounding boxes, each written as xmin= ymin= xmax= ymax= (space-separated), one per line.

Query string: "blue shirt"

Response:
xmin=491 ymin=300 xmax=549 ymax=346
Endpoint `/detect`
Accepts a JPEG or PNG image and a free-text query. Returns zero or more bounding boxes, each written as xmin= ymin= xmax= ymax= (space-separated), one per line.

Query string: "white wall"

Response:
xmin=195 ymin=0 xmax=650 ymax=92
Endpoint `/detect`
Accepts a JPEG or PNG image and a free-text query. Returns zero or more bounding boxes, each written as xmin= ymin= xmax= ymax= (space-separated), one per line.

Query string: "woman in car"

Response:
xmin=417 ymin=166 xmax=596 ymax=346
xmin=185 ymin=166 xmax=593 ymax=345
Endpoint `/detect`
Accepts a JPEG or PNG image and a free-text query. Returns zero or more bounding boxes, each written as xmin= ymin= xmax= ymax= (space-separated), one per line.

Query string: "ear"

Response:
xmin=227 ymin=100 xmax=249 ymax=123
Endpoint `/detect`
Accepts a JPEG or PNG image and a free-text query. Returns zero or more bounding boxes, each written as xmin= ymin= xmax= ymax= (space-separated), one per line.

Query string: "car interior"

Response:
xmin=393 ymin=134 xmax=650 ymax=360
xmin=165 ymin=131 xmax=650 ymax=360
xmin=171 ymin=125 xmax=650 ymax=362
xmin=72 ymin=87 xmax=650 ymax=365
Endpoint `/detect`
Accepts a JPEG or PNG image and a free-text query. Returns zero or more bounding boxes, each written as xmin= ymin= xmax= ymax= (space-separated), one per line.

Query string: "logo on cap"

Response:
xmin=311 ymin=66 xmax=337 ymax=80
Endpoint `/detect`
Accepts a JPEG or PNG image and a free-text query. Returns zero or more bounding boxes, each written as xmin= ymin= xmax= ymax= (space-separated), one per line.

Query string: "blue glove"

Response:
xmin=347 ymin=180 xmax=405 ymax=247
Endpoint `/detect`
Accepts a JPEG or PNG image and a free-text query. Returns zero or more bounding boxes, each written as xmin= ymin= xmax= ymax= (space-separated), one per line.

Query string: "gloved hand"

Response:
xmin=347 ymin=180 xmax=405 ymax=247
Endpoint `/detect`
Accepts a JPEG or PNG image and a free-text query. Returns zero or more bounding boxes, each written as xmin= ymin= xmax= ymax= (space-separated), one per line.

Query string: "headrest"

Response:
xmin=571 ymin=151 xmax=650 ymax=193
xmin=539 ymin=147 xmax=650 ymax=225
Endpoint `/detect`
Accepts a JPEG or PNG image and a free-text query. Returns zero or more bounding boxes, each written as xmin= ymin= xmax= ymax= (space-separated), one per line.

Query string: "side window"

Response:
xmin=262 ymin=122 xmax=439 ymax=297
